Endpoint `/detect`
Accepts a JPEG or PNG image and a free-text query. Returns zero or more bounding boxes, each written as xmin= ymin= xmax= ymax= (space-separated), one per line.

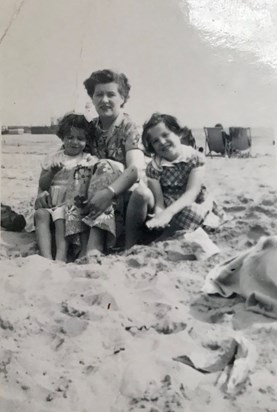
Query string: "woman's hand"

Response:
xmin=82 ymin=188 xmax=114 ymax=216
xmin=146 ymin=208 xmax=174 ymax=230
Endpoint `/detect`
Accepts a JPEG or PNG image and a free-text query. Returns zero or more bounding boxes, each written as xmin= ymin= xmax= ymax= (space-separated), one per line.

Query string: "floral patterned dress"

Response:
xmin=65 ymin=159 xmax=123 ymax=248
xmin=65 ymin=112 xmax=142 ymax=248
xmin=88 ymin=112 xmax=142 ymax=166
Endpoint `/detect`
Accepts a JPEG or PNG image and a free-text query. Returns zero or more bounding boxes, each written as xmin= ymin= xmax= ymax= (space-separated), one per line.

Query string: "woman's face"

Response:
xmin=148 ymin=122 xmax=182 ymax=161
xmin=92 ymin=82 xmax=124 ymax=120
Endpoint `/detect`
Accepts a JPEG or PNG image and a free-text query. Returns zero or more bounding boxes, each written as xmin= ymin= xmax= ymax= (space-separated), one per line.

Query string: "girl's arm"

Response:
xmin=147 ymin=177 xmax=165 ymax=213
xmin=147 ymin=166 xmax=204 ymax=229
xmin=39 ymin=169 xmax=56 ymax=191
xmin=39 ymin=162 xmax=63 ymax=191
xmin=165 ymin=166 xmax=204 ymax=215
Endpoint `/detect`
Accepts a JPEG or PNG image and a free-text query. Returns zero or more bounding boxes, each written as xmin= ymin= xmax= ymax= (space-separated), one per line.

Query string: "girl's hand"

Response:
xmin=34 ymin=191 xmax=52 ymax=209
xmin=50 ymin=161 xmax=64 ymax=174
xmin=146 ymin=209 xmax=174 ymax=230
xmin=82 ymin=188 xmax=114 ymax=216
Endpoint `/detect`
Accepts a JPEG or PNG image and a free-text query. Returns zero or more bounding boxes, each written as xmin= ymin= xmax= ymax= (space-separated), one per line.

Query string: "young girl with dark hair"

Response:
xmin=125 ymin=113 xmax=223 ymax=248
xmin=35 ymin=114 xmax=98 ymax=261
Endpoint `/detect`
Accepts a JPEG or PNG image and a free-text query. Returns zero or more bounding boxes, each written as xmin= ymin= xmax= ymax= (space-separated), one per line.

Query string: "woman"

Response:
xmin=80 ymin=69 xmax=145 ymax=254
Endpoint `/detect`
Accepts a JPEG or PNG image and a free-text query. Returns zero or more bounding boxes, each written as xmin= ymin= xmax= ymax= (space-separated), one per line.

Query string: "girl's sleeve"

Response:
xmin=40 ymin=153 xmax=53 ymax=171
xmin=146 ymin=161 xmax=161 ymax=180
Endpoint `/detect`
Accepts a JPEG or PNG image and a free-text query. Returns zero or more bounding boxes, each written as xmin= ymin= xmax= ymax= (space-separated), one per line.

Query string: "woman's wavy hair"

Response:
xmin=142 ymin=113 xmax=196 ymax=153
xmin=83 ymin=69 xmax=131 ymax=107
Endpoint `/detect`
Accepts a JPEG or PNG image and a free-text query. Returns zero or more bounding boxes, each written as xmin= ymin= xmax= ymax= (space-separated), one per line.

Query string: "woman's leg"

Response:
xmin=54 ymin=219 xmax=68 ymax=262
xmin=35 ymin=209 xmax=52 ymax=259
xmin=125 ymin=183 xmax=155 ymax=249
xmin=87 ymin=227 xmax=106 ymax=254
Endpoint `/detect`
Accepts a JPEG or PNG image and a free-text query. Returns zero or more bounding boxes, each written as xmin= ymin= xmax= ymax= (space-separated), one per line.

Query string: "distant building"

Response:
xmin=30 ymin=126 xmax=55 ymax=134
xmin=2 ymin=125 xmax=31 ymax=134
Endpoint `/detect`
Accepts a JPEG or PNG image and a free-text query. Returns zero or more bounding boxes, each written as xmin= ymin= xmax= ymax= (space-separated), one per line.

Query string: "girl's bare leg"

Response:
xmin=125 ymin=184 xmax=155 ymax=249
xmin=35 ymin=209 xmax=52 ymax=259
xmin=78 ymin=230 xmax=89 ymax=258
xmin=54 ymin=219 xmax=68 ymax=262
xmin=87 ymin=227 xmax=106 ymax=255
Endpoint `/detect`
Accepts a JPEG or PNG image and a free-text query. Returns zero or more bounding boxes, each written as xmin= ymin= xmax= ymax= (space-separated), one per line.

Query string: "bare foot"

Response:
xmin=75 ymin=250 xmax=104 ymax=265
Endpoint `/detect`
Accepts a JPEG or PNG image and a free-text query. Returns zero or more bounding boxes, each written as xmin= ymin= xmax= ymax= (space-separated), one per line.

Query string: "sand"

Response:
xmin=1 ymin=133 xmax=277 ymax=412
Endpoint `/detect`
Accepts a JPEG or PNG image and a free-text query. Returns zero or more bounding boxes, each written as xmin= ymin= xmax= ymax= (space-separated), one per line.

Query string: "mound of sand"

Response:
xmin=1 ymin=135 xmax=277 ymax=411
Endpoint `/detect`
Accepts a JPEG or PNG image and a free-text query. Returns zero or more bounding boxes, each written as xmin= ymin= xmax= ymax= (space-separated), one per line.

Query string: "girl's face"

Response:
xmin=92 ymin=82 xmax=124 ymax=120
xmin=63 ymin=127 xmax=87 ymax=156
xmin=148 ymin=122 xmax=182 ymax=161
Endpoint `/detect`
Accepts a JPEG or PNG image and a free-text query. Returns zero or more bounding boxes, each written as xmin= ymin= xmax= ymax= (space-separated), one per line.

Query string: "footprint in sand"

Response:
xmin=83 ymin=292 xmax=118 ymax=310
xmin=247 ymin=224 xmax=270 ymax=242
xmin=225 ymin=205 xmax=246 ymax=213
xmin=261 ymin=198 xmax=275 ymax=206
xmin=190 ymin=294 xmax=243 ymax=325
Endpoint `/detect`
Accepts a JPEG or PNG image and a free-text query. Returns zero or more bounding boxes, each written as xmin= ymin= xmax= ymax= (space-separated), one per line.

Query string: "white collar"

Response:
xmin=153 ymin=145 xmax=195 ymax=169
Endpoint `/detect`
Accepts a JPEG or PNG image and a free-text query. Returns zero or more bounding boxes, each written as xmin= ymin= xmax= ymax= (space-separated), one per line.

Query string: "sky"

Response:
xmin=1 ymin=0 xmax=277 ymax=128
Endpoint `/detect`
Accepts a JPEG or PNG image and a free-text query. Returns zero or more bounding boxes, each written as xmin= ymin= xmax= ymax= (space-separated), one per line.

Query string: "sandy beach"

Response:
xmin=1 ymin=132 xmax=277 ymax=411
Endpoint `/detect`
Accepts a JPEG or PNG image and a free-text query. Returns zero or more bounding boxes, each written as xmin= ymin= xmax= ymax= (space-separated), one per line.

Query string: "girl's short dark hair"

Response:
xmin=83 ymin=69 xmax=131 ymax=106
xmin=57 ymin=113 xmax=91 ymax=141
xmin=142 ymin=113 xmax=196 ymax=153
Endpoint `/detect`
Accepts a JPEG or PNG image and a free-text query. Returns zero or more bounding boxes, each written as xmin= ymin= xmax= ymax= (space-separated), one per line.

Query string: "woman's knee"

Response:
xmin=34 ymin=208 xmax=50 ymax=224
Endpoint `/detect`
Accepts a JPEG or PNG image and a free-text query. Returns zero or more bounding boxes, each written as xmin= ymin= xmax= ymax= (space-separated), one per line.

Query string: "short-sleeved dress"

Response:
xmin=41 ymin=149 xmax=96 ymax=214
xmin=146 ymin=146 xmax=220 ymax=232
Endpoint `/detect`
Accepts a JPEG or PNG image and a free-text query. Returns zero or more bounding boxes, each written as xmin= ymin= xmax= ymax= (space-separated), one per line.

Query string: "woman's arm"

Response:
xmin=125 ymin=149 xmax=145 ymax=176
xmin=82 ymin=164 xmax=139 ymax=215
xmin=147 ymin=166 xmax=205 ymax=229
xmin=108 ymin=149 xmax=144 ymax=193
xmin=83 ymin=149 xmax=144 ymax=215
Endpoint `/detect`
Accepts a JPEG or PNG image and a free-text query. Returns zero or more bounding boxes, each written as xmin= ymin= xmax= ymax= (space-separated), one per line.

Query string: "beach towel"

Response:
xmin=203 ymin=235 xmax=277 ymax=318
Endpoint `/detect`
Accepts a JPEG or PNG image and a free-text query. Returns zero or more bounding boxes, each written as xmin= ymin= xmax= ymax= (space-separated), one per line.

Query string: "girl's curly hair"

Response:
xmin=57 ymin=113 xmax=91 ymax=141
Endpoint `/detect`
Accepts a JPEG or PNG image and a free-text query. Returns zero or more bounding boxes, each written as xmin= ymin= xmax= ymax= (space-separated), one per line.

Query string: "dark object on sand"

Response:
xmin=1 ymin=204 xmax=26 ymax=232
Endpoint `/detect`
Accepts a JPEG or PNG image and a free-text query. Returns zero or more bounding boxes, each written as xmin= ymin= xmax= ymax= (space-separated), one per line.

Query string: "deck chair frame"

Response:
xmin=229 ymin=127 xmax=252 ymax=158
xmin=204 ymin=127 xmax=227 ymax=158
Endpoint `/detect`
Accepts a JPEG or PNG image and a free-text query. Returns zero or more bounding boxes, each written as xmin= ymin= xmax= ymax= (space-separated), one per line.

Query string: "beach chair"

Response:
xmin=204 ymin=127 xmax=226 ymax=157
xmin=229 ymin=127 xmax=252 ymax=157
